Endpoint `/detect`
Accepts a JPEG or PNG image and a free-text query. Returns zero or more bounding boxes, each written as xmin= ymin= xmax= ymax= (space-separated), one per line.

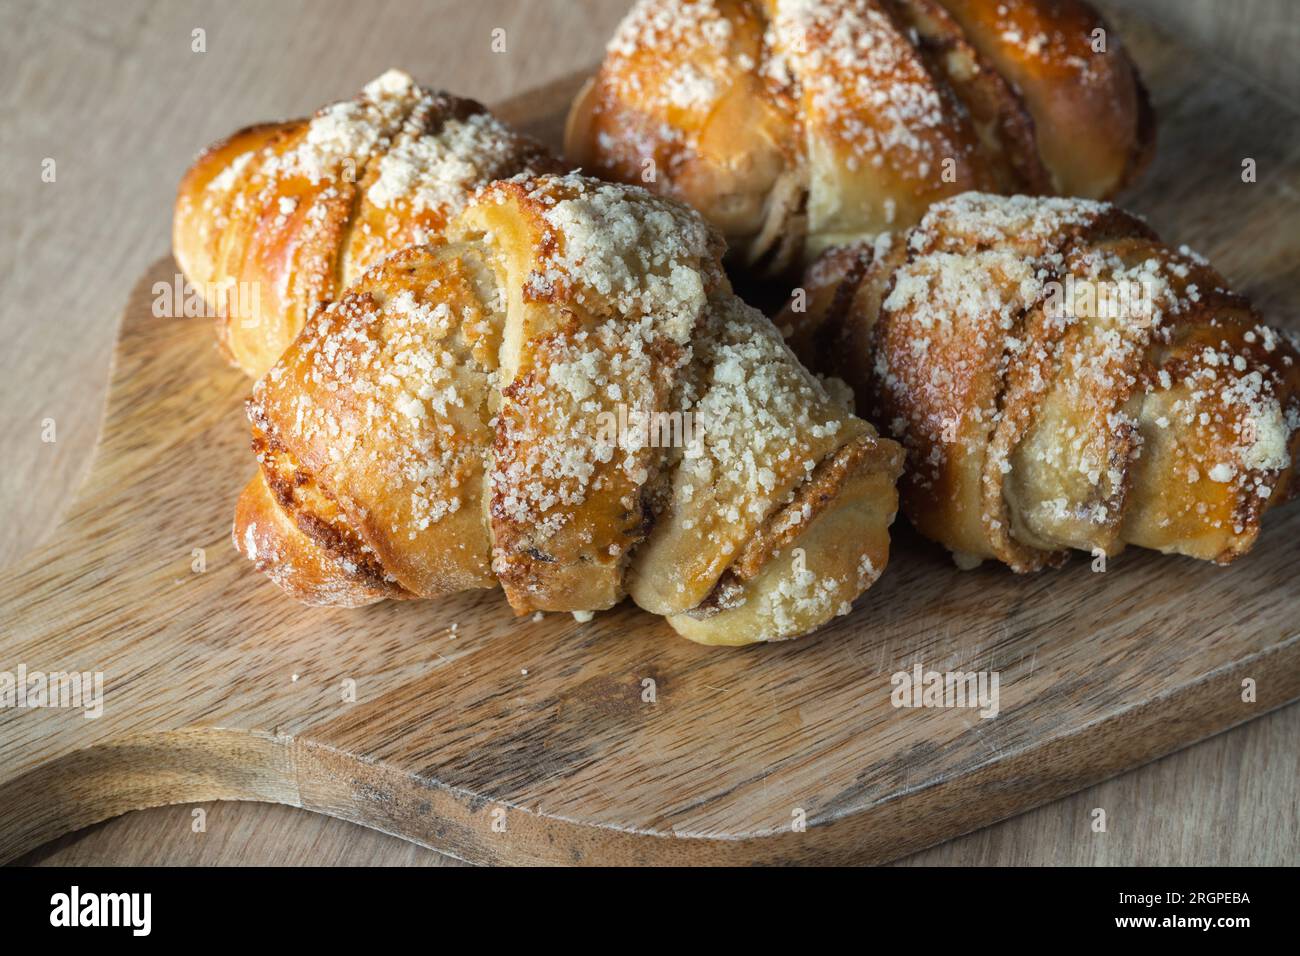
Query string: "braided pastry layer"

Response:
xmin=779 ymin=193 xmax=1300 ymax=570
xmin=174 ymin=70 xmax=561 ymax=378
xmin=565 ymin=0 xmax=1153 ymax=276
xmin=235 ymin=174 xmax=903 ymax=644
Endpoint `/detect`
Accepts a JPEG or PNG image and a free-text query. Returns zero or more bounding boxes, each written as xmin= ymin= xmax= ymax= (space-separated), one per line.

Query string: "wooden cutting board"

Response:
xmin=2 ymin=12 xmax=1298 ymax=866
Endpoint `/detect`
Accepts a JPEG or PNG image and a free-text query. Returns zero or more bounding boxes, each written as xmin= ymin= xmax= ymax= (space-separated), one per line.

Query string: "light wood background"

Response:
xmin=3 ymin=0 xmax=1297 ymax=866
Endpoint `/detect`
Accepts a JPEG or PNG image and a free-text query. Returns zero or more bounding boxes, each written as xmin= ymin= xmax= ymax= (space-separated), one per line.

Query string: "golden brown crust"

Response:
xmin=237 ymin=173 xmax=904 ymax=644
xmin=896 ymin=0 xmax=1052 ymax=194
xmin=782 ymin=192 xmax=1300 ymax=570
xmin=565 ymin=0 xmax=803 ymax=271
xmin=455 ymin=174 xmax=728 ymax=614
xmin=232 ymin=469 xmax=404 ymax=607
xmin=624 ymin=287 xmax=895 ymax=621
xmin=174 ymin=70 xmax=562 ymax=379
xmin=669 ymin=432 xmax=901 ymax=644
xmin=248 ymin=241 xmax=502 ymax=599
xmin=565 ymin=0 xmax=1154 ymax=274
xmin=727 ymin=431 xmax=904 ymax=580
xmin=933 ymin=0 xmax=1155 ymax=198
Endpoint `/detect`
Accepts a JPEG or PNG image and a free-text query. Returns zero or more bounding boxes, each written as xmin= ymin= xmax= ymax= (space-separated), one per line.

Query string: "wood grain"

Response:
xmin=2 ymin=0 xmax=1300 ymax=868
xmin=23 ymin=697 xmax=1298 ymax=866
xmin=1117 ymin=0 xmax=1300 ymax=102
xmin=3 ymin=6 xmax=1300 ymax=863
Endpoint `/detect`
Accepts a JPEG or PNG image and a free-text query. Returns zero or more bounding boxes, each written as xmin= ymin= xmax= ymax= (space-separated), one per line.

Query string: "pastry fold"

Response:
xmin=778 ymin=193 xmax=1300 ymax=569
xmin=236 ymin=174 xmax=904 ymax=644
xmin=565 ymin=0 xmax=1153 ymax=274
xmin=174 ymin=70 xmax=561 ymax=378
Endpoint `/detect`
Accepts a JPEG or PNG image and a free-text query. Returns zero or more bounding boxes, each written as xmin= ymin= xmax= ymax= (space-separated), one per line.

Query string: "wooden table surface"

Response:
xmin=4 ymin=0 xmax=1297 ymax=866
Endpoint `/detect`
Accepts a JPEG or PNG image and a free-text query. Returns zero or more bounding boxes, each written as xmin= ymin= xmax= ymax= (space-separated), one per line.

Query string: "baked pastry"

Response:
xmin=565 ymin=0 xmax=1154 ymax=275
xmin=174 ymin=69 xmax=562 ymax=378
xmin=235 ymin=173 xmax=904 ymax=645
xmin=777 ymin=192 xmax=1300 ymax=570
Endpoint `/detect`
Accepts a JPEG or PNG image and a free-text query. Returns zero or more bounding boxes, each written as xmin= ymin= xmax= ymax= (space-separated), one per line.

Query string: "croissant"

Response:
xmin=234 ymin=173 xmax=904 ymax=645
xmin=777 ymin=192 xmax=1300 ymax=570
xmin=565 ymin=0 xmax=1154 ymax=276
xmin=174 ymin=69 xmax=562 ymax=378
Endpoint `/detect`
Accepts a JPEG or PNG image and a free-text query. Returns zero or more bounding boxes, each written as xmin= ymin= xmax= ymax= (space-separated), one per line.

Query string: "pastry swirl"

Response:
xmin=175 ymin=69 xmax=562 ymax=378
xmin=566 ymin=0 xmax=1153 ymax=275
xmin=236 ymin=174 xmax=904 ymax=644
xmin=779 ymin=192 xmax=1300 ymax=569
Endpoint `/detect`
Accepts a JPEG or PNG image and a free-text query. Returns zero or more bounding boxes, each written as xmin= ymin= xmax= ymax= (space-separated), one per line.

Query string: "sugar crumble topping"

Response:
xmin=367 ymin=104 xmax=540 ymax=216
xmin=271 ymin=69 xmax=422 ymax=186
xmin=530 ymin=173 xmax=720 ymax=324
